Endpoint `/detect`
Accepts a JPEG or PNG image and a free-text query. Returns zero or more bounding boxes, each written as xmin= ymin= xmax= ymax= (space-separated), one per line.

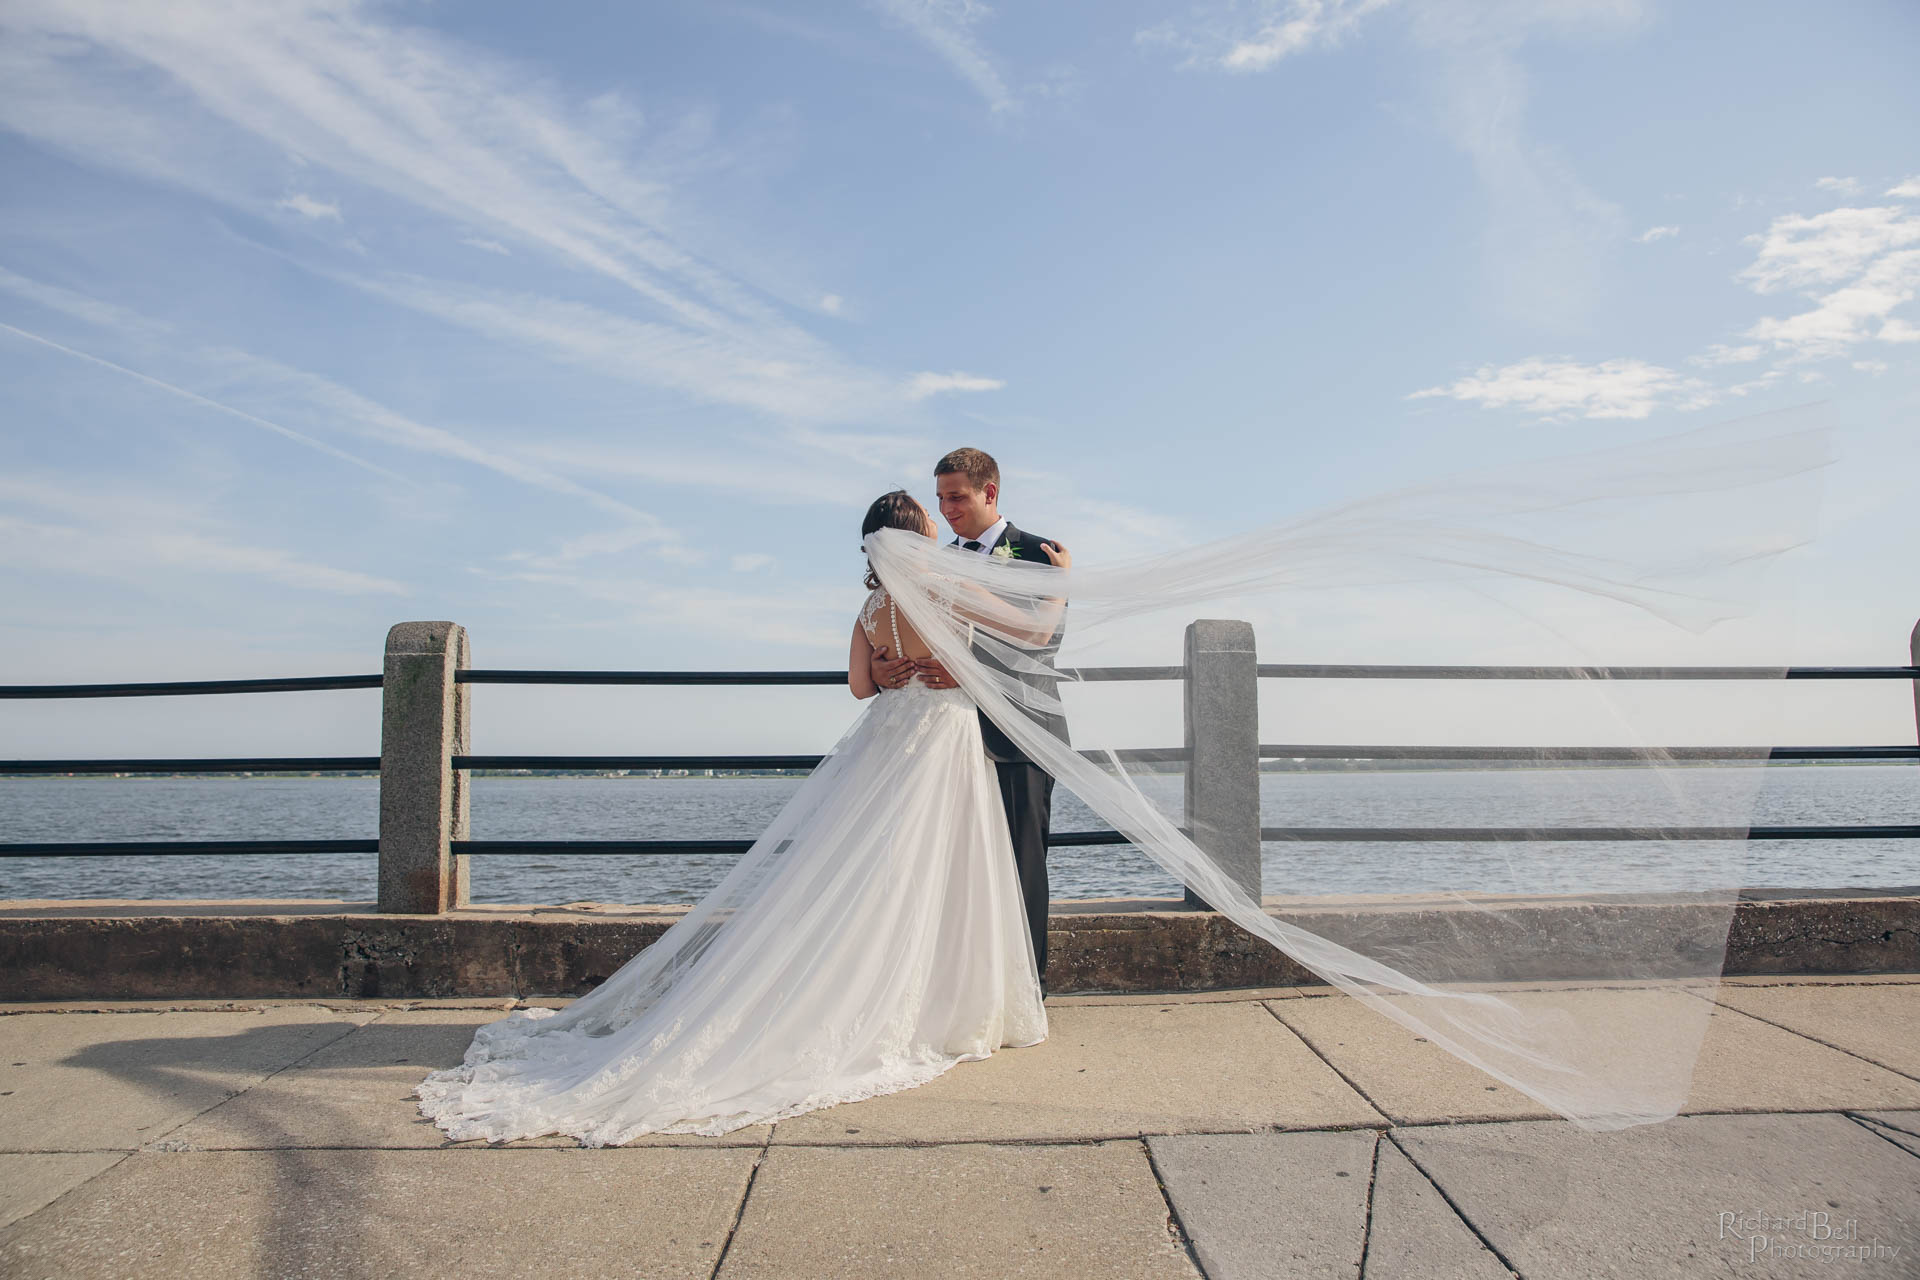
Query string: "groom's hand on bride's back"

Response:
xmin=869 ymin=645 xmax=914 ymax=691
xmin=912 ymin=657 xmax=955 ymax=689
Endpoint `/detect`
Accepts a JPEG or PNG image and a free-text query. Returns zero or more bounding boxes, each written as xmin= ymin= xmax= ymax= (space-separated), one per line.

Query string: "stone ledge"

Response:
xmin=0 ymin=892 xmax=1914 ymax=1000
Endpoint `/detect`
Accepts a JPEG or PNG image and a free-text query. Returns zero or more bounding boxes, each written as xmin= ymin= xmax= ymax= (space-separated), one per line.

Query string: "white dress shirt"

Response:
xmin=956 ymin=516 xmax=1009 ymax=553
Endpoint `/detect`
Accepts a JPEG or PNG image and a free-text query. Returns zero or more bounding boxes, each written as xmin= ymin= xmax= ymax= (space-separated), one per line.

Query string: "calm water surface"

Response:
xmin=1 ymin=766 xmax=1914 ymax=904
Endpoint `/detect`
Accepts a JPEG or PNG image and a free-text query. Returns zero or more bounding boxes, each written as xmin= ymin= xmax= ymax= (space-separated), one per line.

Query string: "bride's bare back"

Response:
xmin=858 ymin=588 xmax=932 ymax=660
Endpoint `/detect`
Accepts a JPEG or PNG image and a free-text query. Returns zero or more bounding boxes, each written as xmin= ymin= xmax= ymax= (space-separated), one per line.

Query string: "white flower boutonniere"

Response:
xmin=990 ymin=543 xmax=1016 ymax=560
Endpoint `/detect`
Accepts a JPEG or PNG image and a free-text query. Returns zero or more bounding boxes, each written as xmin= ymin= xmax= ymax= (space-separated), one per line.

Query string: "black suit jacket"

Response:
xmin=955 ymin=521 xmax=1070 ymax=766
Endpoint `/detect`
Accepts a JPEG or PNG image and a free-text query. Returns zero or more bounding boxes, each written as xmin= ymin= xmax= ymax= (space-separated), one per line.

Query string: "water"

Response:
xmin=1 ymin=766 xmax=1914 ymax=904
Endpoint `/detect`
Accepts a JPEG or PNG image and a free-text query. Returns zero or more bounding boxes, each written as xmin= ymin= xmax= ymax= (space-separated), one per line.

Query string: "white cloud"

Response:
xmin=905 ymin=370 xmax=1005 ymax=399
xmin=1139 ymin=0 xmax=1394 ymax=71
xmin=0 ymin=477 xmax=407 ymax=597
xmin=1814 ymin=176 xmax=1862 ymax=196
xmin=1851 ymin=360 xmax=1888 ymax=374
xmin=1634 ymin=225 xmax=1678 ymax=243
xmin=1689 ymin=343 xmax=1763 ymax=367
xmin=1408 ymin=356 xmax=1713 ymax=421
xmin=819 ymin=293 xmax=844 ymax=315
xmin=867 ymin=0 xmax=1016 ymax=114
xmin=1737 ymin=205 xmax=1920 ymax=294
xmin=1880 ymin=316 xmax=1920 ymax=343
xmin=1889 ymin=176 xmax=1920 ymax=199
xmin=277 ymin=192 xmax=341 ymax=221
xmin=1731 ymin=203 xmax=1920 ymax=361
xmin=731 ymin=552 xmax=775 ymax=572
xmin=460 ymin=237 xmax=510 ymax=255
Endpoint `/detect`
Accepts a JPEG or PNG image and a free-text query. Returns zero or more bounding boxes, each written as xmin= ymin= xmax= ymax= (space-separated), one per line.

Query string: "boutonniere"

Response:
xmin=991 ymin=543 xmax=1017 ymax=560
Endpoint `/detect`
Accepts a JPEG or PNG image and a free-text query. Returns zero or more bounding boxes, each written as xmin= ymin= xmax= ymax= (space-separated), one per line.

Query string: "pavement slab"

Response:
xmin=169 ymin=1009 xmax=771 ymax=1150
xmin=771 ymin=1001 xmax=1384 ymax=1145
xmin=0 ymin=1153 xmax=124 ymax=1232
xmin=0 ymin=1008 xmax=374 ymax=1152
xmin=1363 ymin=1138 xmax=1511 ymax=1280
xmin=1147 ymin=1130 xmax=1376 ymax=1279
xmin=1268 ymin=987 xmax=1920 ymax=1124
xmin=0 ymin=1147 xmax=758 ymax=1280
xmin=1396 ymin=1112 xmax=1920 ymax=1279
xmin=717 ymin=1140 xmax=1199 ymax=1279
xmin=1712 ymin=984 xmax=1920 ymax=1079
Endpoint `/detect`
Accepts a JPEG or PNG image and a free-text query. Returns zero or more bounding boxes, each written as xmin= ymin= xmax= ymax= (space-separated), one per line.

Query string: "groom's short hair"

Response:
xmin=935 ymin=447 xmax=999 ymax=493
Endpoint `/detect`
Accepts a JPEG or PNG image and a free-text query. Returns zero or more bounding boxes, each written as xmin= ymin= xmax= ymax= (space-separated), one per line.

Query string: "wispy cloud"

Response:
xmin=0 ymin=0 xmax=956 ymax=430
xmin=1635 ymin=225 xmax=1679 ymax=243
xmin=1142 ymin=1 xmax=1645 ymax=329
xmin=0 ymin=319 xmax=406 ymax=482
xmin=867 ymin=0 xmax=1017 ymax=114
xmin=1138 ymin=0 xmax=1393 ymax=71
xmin=0 ymin=266 xmax=694 ymax=553
xmin=0 ymin=476 xmax=408 ymax=597
xmin=277 ymin=192 xmax=341 ymax=221
xmin=1408 ymin=356 xmax=1714 ymax=421
xmin=905 ymin=369 xmax=1004 ymax=399
xmin=1890 ymin=176 xmax=1920 ymax=199
xmin=1815 ymin=176 xmax=1862 ymax=196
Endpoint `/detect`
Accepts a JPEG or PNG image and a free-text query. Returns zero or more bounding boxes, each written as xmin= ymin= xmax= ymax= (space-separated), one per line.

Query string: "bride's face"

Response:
xmin=914 ymin=499 xmax=937 ymax=538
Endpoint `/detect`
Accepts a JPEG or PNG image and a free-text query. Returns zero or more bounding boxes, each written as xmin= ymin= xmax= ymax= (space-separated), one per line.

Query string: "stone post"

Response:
xmin=1182 ymin=619 xmax=1261 ymax=910
xmin=378 ymin=621 xmax=470 ymax=914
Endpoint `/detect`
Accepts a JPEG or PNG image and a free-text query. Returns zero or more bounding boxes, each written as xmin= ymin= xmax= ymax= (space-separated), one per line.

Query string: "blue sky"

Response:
xmin=1 ymin=0 xmax=1917 ymax=758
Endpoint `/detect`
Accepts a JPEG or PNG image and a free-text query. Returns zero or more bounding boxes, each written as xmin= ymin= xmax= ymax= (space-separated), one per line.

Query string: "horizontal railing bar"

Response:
xmin=1063 ymin=666 xmax=1187 ymax=682
xmin=3 ymin=745 xmax=1903 ymax=776
xmin=12 ymin=821 xmax=1915 ymax=858
xmin=1 ymin=757 xmax=381 ymax=775
xmin=0 ymin=675 xmax=383 ymax=699
xmin=1257 ymin=664 xmax=1920 ymax=680
xmin=459 ymin=670 xmax=844 ymax=687
xmin=1257 ymin=745 xmax=1920 ymax=762
xmin=8 ymin=664 xmax=1914 ymax=700
xmin=1258 ymin=825 xmax=1920 ymax=842
xmin=0 ymin=839 xmax=379 ymax=857
xmin=458 ymin=839 xmax=754 ymax=855
xmin=460 ymin=755 xmax=824 ymax=772
xmin=439 ymin=823 xmax=1920 ymax=853
xmin=454 ymin=746 xmax=1192 ymax=772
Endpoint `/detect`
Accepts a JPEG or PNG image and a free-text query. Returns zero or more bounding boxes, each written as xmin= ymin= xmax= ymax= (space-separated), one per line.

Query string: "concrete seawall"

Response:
xmin=3 ymin=888 xmax=1915 ymax=1000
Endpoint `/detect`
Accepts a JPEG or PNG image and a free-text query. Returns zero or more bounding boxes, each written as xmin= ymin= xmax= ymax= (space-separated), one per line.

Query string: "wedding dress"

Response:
xmin=416 ymin=588 xmax=1046 ymax=1146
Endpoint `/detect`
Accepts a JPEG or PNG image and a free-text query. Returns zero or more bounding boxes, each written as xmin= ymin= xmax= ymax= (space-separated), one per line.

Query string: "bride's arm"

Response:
xmin=848 ymin=621 xmax=880 ymax=700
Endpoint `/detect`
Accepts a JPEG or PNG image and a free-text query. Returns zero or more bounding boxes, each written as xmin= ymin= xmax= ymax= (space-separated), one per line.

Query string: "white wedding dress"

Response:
xmin=416 ymin=588 xmax=1047 ymax=1146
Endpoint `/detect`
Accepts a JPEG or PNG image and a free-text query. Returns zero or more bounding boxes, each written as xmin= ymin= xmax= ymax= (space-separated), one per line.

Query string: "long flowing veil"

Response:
xmin=866 ymin=409 xmax=1833 ymax=1131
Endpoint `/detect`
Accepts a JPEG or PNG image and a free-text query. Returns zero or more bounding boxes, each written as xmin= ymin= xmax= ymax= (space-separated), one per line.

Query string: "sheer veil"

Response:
xmin=866 ymin=408 xmax=1834 ymax=1131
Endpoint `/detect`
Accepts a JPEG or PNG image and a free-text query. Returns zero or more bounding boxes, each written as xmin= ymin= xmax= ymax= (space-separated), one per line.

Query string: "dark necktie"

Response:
xmin=962 ymin=539 xmax=983 ymax=552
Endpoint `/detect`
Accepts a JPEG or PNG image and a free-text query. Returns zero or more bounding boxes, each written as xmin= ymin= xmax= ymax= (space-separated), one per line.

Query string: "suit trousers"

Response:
xmin=993 ymin=760 xmax=1055 ymax=981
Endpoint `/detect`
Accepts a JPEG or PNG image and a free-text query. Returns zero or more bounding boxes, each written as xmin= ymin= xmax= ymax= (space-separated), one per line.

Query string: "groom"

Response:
xmin=869 ymin=447 xmax=1067 ymax=986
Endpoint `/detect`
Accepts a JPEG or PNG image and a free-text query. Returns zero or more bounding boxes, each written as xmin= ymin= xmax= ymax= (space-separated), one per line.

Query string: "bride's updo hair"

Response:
xmin=861 ymin=489 xmax=932 ymax=590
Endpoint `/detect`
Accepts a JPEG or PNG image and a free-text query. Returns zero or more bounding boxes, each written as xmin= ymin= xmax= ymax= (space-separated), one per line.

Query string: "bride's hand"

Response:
xmin=1040 ymin=540 xmax=1070 ymax=570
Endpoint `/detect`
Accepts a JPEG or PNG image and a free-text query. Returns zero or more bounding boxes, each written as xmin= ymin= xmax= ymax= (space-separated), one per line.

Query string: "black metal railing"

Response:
xmin=4 ymin=661 xmax=1918 ymax=865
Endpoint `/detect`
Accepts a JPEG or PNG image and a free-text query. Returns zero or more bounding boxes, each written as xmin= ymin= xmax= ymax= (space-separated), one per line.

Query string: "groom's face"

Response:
xmin=935 ymin=472 xmax=997 ymax=540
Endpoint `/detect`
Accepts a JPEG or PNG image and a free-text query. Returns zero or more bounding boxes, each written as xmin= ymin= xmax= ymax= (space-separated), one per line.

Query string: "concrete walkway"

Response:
xmin=1 ymin=976 xmax=1915 ymax=1278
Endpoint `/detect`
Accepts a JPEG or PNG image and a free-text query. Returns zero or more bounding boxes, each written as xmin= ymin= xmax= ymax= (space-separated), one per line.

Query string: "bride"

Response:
xmin=416 ymin=490 xmax=1063 ymax=1145
xmin=421 ymin=414 xmax=1829 ymax=1143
